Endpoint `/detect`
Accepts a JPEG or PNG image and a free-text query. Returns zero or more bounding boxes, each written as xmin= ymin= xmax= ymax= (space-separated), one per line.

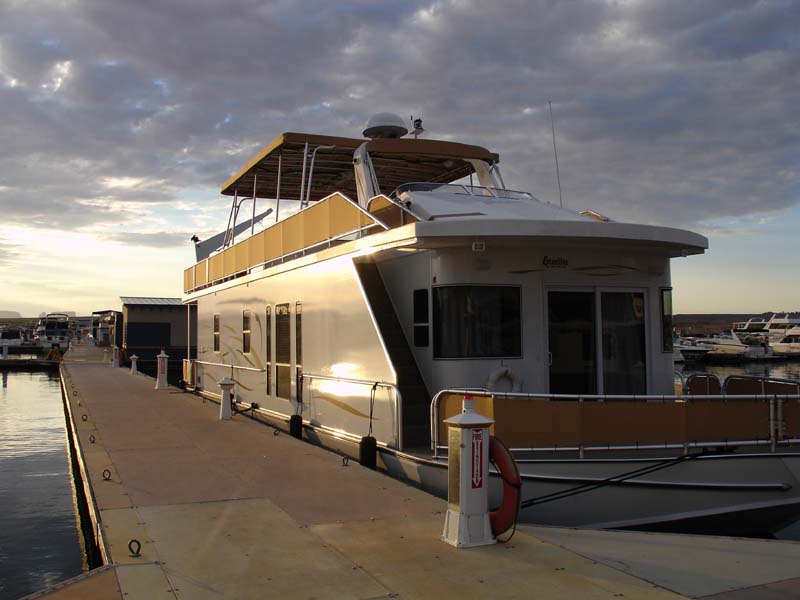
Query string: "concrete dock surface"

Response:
xmin=30 ymin=344 xmax=800 ymax=599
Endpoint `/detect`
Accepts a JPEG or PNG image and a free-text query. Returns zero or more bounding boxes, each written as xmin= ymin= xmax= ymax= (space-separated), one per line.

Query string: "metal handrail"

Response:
xmin=302 ymin=372 xmax=403 ymax=450
xmin=429 ymin=388 xmax=800 ymax=456
xmin=195 ymin=359 xmax=265 ymax=381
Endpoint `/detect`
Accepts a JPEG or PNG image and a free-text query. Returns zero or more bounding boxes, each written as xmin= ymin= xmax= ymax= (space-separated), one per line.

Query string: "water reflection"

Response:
xmin=677 ymin=359 xmax=800 ymax=382
xmin=0 ymin=371 xmax=83 ymax=599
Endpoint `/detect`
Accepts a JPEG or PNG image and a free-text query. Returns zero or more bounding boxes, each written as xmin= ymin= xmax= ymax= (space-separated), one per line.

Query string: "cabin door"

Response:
xmin=547 ymin=290 xmax=647 ymax=395
xmin=547 ymin=291 xmax=597 ymax=394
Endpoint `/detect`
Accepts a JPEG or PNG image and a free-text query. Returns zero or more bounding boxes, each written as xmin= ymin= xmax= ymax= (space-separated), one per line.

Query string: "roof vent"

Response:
xmin=362 ymin=113 xmax=409 ymax=139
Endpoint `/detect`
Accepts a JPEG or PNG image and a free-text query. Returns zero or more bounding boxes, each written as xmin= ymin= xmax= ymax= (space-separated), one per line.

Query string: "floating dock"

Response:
xmin=0 ymin=358 xmax=59 ymax=370
xmin=30 ymin=344 xmax=800 ymax=599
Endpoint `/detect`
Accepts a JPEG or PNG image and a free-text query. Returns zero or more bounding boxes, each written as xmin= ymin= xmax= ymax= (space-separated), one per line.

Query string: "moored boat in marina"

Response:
xmin=773 ymin=328 xmax=800 ymax=357
xmin=180 ymin=115 xmax=800 ymax=536
xmin=33 ymin=313 xmax=72 ymax=350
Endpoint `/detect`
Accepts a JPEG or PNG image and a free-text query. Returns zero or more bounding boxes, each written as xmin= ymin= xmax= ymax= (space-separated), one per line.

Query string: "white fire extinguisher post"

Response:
xmin=130 ymin=355 xmax=139 ymax=375
xmin=103 ymin=348 xmax=109 ymax=363
xmin=441 ymin=395 xmax=496 ymax=548
xmin=112 ymin=345 xmax=120 ymax=368
xmin=155 ymin=350 xmax=169 ymax=390
xmin=218 ymin=377 xmax=234 ymax=420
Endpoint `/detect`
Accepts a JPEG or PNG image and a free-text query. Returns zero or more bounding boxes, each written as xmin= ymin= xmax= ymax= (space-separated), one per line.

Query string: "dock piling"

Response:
xmin=218 ymin=377 xmax=234 ymax=420
xmin=155 ymin=350 xmax=169 ymax=390
xmin=441 ymin=395 xmax=496 ymax=548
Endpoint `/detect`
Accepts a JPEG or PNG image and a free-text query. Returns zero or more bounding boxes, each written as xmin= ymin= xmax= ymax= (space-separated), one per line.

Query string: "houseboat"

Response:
xmin=34 ymin=313 xmax=72 ymax=350
xmin=182 ymin=115 xmax=800 ymax=536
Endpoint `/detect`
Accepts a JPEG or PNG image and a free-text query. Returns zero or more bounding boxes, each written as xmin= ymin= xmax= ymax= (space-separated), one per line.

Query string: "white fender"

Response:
xmin=487 ymin=367 xmax=522 ymax=393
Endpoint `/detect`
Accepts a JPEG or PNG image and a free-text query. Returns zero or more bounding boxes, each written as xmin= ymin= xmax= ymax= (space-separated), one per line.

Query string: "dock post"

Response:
xmin=218 ymin=377 xmax=234 ymax=420
xmin=112 ymin=345 xmax=120 ymax=368
xmin=155 ymin=350 xmax=169 ymax=390
xmin=130 ymin=355 xmax=139 ymax=375
xmin=441 ymin=395 xmax=496 ymax=548
xmin=1 ymin=343 xmax=7 ymax=360
xmin=103 ymin=348 xmax=109 ymax=363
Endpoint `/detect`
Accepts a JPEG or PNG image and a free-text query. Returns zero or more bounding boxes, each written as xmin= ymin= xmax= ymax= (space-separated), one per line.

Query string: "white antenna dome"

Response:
xmin=362 ymin=113 xmax=408 ymax=139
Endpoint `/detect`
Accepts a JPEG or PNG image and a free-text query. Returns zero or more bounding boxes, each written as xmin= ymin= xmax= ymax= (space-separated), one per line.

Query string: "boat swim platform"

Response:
xmin=34 ymin=344 xmax=800 ymax=600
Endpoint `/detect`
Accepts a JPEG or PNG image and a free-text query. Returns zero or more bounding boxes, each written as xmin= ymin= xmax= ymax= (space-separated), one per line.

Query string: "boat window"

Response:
xmin=265 ymin=305 xmax=272 ymax=394
xmin=275 ymin=303 xmax=291 ymax=399
xmin=660 ymin=288 xmax=673 ymax=353
xmin=213 ymin=314 xmax=220 ymax=352
xmin=242 ymin=310 xmax=251 ymax=354
xmin=413 ymin=289 xmax=429 ymax=347
xmin=433 ymin=286 xmax=521 ymax=358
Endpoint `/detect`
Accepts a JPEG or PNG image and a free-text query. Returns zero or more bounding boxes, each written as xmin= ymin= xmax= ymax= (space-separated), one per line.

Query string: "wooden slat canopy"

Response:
xmin=220 ymin=132 xmax=499 ymax=202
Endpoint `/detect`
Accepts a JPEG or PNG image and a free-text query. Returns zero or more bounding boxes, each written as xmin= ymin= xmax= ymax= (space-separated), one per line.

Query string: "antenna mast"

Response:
xmin=548 ymin=100 xmax=563 ymax=208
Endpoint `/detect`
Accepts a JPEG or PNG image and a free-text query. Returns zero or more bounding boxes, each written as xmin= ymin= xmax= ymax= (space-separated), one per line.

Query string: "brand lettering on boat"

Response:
xmin=542 ymin=256 xmax=569 ymax=268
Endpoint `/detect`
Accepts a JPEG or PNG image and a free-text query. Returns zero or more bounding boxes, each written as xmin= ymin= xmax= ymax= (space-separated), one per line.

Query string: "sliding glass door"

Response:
xmin=548 ymin=291 xmax=596 ymax=394
xmin=548 ymin=290 xmax=646 ymax=395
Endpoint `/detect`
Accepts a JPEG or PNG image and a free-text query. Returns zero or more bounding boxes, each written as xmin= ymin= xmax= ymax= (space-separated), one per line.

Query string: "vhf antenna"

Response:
xmin=548 ymin=100 xmax=563 ymax=208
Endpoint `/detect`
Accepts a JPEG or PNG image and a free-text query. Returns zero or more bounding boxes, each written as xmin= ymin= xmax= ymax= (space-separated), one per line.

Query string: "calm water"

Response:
xmin=677 ymin=358 xmax=800 ymax=382
xmin=0 ymin=371 xmax=83 ymax=600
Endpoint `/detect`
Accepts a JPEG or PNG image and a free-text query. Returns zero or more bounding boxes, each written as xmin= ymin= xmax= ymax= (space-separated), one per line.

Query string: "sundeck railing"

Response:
xmin=302 ymin=373 xmax=403 ymax=451
xmin=184 ymin=192 xmax=399 ymax=294
xmin=430 ymin=389 xmax=800 ymax=458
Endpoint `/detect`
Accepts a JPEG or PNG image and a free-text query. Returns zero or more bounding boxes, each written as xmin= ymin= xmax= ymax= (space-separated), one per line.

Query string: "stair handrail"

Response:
xmin=301 ymin=372 xmax=403 ymax=450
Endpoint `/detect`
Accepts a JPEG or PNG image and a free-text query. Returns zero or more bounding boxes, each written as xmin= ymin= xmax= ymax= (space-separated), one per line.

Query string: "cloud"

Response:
xmin=101 ymin=231 xmax=194 ymax=249
xmin=0 ymin=0 xmax=798 ymax=312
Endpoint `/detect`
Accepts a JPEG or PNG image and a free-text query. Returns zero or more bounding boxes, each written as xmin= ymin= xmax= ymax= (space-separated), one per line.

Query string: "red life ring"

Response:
xmin=489 ymin=436 xmax=521 ymax=537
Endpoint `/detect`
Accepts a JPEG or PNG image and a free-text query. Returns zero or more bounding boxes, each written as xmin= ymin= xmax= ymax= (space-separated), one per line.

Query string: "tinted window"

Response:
xmin=433 ymin=286 xmax=521 ymax=358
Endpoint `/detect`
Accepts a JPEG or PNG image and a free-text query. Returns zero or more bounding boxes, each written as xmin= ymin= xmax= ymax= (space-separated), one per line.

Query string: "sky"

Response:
xmin=0 ymin=0 xmax=798 ymax=316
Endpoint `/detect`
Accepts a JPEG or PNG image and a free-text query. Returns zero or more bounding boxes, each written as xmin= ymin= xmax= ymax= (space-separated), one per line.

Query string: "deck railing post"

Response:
xmin=769 ymin=397 xmax=777 ymax=453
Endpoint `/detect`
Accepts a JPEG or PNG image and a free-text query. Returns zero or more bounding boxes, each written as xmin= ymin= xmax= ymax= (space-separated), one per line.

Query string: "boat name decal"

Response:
xmin=542 ymin=256 xmax=569 ymax=269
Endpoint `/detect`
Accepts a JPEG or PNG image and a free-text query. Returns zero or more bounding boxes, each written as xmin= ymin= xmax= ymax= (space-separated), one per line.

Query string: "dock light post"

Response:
xmin=155 ymin=350 xmax=169 ymax=390
xmin=112 ymin=345 xmax=120 ymax=368
xmin=442 ymin=395 xmax=496 ymax=548
xmin=130 ymin=355 xmax=139 ymax=375
xmin=218 ymin=377 xmax=234 ymax=420
xmin=1 ymin=343 xmax=7 ymax=360
xmin=103 ymin=348 xmax=109 ymax=363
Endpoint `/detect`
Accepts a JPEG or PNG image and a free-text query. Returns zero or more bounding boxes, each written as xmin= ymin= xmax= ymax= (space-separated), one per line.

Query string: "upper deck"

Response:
xmin=183 ymin=132 xmax=707 ymax=295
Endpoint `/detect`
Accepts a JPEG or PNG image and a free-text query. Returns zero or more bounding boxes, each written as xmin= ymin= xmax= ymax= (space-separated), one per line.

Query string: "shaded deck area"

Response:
xmin=33 ymin=344 xmax=800 ymax=599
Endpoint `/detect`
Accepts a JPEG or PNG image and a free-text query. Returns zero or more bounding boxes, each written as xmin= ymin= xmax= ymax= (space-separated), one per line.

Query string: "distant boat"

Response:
xmin=773 ymin=327 xmax=800 ymax=357
xmin=0 ymin=327 xmax=25 ymax=348
xmin=672 ymin=337 xmax=710 ymax=362
xmin=33 ymin=313 xmax=72 ymax=349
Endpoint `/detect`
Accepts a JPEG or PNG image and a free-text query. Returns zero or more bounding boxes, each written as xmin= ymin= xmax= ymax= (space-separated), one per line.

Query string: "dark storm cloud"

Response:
xmin=0 ymin=0 xmax=797 ymax=232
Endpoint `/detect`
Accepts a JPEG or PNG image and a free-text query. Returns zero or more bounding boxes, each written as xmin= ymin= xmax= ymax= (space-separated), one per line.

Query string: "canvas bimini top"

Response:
xmin=220 ymin=132 xmax=499 ymax=203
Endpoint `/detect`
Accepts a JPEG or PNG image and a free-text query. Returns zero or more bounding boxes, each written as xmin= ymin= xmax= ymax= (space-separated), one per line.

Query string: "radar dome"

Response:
xmin=362 ymin=113 xmax=409 ymax=139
